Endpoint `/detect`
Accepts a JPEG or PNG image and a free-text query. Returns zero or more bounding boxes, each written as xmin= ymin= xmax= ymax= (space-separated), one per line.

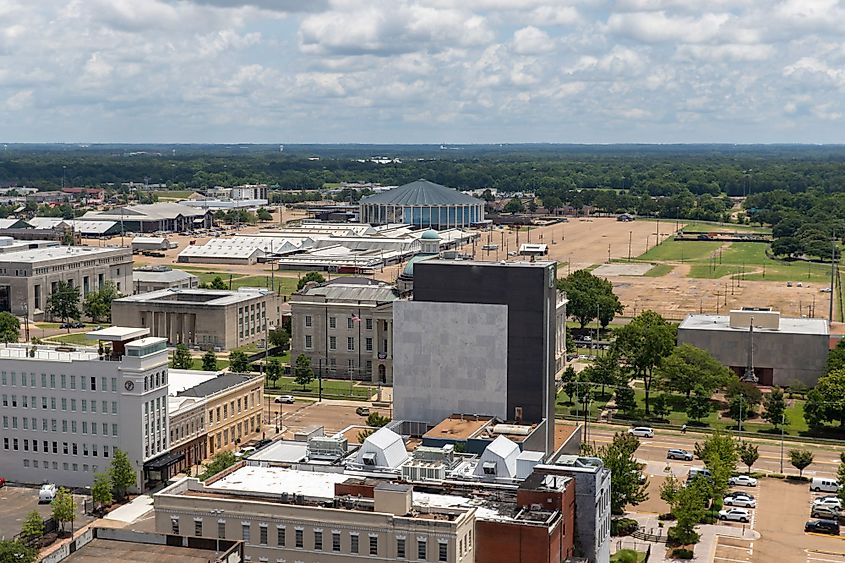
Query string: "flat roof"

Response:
xmin=115 ymin=287 xmax=273 ymax=306
xmin=424 ymin=416 xmax=493 ymax=440
xmin=248 ymin=440 xmax=308 ymax=463
xmin=421 ymin=258 xmax=555 ymax=269
xmin=208 ymin=465 xmax=348 ymax=498
xmin=86 ymin=326 xmax=150 ymax=341
xmin=0 ymin=245 xmax=128 ymax=264
xmin=167 ymin=369 xmax=221 ymax=396
xmin=61 ymin=538 xmax=216 ymax=563
xmin=678 ymin=314 xmax=829 ymax=335
xmin=177 ymin=374 xmax=257 ymax=398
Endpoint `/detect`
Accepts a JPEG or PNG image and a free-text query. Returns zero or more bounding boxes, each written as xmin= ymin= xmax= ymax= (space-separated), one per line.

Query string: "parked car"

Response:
xmin=728 ymin=475 xmax=758 ymax=487
xmin=688 ymin=467 xmax=713 ymax=482
xmin=812 ymin=505 xmax=842 ymax=520
xmin=718 ymin=508 xmax=751 ymax=523
xmin=723 ymin=493 xmax=756 ymax=508
xmin=667 ymin=448 xmax=693 ymax=461
xmin=628 ymin=427 xmax=654 ymax=438
xmin=71 ymin=321 xmax=85 ymax=328
xmin=811 ymin=478 xmax=841 ymax=493
xmin=805 ymin=519 xmax=840 ymax=535
xmin=356 ymin=406 xmax=370 ymax=416
xmin=39 ymin=483 xmax=57 ymax=503
xmin=274 ymin=395 xmax=295 ymax=404
xmin=813 ymin=496 xmax=843 ymax=510
xmin=0 ymin=476 xmax=6 ymax=488
xmin=234 ymin=446 xmax=256 ymax=459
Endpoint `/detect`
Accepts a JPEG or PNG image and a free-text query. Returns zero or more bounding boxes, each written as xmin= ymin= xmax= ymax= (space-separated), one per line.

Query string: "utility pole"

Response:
xmin=780 ymin=412 xmax=785 ymax=474
xmin=830 ymin=233 xmax=837 ymax=321
xmin=628 ymin=231 xmax=632 ymax=261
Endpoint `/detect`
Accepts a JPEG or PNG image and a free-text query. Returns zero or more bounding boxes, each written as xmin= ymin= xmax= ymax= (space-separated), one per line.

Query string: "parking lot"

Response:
xmin=0 ymin=485 xmax=92 ymax=540
xmin=260 ymin=398 xmax=391 ymax=441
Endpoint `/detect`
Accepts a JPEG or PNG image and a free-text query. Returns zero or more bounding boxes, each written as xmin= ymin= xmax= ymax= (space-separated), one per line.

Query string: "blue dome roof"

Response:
xmin=420 ymin=229 xmax=440 ymax=240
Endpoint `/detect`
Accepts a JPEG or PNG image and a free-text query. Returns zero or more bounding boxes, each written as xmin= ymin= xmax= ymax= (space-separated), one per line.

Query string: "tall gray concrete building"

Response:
xmin=393 ymin=260 xmax=567 ymax=455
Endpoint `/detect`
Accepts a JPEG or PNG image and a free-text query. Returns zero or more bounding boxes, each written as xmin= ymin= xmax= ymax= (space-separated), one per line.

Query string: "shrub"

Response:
xmin=658 ymin=512 xmax=677 ymax=521
xmin=671 ymin=547 xmax=695 ymax=559
xmin=610 ymin=548 xmax=640 ymax=563
xmin=667 ymin=526 xmax=700 ymax=547
xmin=610 ymin=517 xmax=639 ymax=537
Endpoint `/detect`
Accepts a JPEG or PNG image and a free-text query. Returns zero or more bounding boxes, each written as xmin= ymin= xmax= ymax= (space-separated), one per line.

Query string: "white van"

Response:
xmin=811 ymin=477 xmax=841 ymax=493
xmin=38 ymin=483 xmax=57 ymax=503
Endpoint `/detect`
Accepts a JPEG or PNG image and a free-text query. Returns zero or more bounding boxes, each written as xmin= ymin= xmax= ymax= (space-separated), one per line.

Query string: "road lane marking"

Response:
xmin=713 ymin=556 xmax=751 ymax=562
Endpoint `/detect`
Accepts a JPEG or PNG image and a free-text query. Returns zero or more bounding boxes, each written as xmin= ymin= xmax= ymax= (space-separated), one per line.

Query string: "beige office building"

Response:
xmin=112 ymin=288 xmax=280 ymax=350
xmin=0 ymin=245 xmax=133 ymax=320
xmin=290 ymin=278 xmax=398 ymax=384
xmin=155 ymin=469 xmax=475 ymax=563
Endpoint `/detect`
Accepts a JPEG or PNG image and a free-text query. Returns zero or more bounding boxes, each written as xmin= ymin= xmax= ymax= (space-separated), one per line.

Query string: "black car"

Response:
xmin=805 ymin=519 xmax=840 ymax=535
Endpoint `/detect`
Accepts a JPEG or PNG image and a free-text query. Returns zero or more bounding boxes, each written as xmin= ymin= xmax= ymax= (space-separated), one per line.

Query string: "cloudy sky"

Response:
xmin=1 ymin=0 xmax=844 ymax=144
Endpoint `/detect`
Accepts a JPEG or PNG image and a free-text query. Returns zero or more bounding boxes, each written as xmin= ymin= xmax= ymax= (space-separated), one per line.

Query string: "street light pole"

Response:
xmin=780 ymin=412 xmax=785 ymax=474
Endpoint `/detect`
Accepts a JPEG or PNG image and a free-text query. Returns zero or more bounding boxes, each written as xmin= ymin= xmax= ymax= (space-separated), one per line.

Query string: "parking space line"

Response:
xmin=717 ymin=544 xmax=752 ymax=552
xmin=808 ymin=557 xmax=845 ymax=563
xmin=713 ymin=556 xmax=751 ymax=563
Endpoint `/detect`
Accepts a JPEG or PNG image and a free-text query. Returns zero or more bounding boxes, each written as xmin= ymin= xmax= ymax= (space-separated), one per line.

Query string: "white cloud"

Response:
xmin=512 ymin=26 xmax=554 ymax=55
xmin=607 ymin=10 xmax=731 ymax=43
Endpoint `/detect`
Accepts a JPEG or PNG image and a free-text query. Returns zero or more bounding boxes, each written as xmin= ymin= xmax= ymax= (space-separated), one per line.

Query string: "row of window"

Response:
xmin=0 ymin=372 xmax=117 ymax=392
xmin=208 ymin=414 xmax=261 ymax=454
xmin=2 ymin=395 xmax=119 ymax=414
xmin=324 ymin=336 xmax=374 ymax=352
xmin=21 ymin=458 xmax=101 ymax=473
xmin=2 ymin=417 xmax=118 ymax=435
xmin=172 ymin=518 xmax=450 ymax=561
xmin=305 ymin=315 xmax=375 ymax=330
xmin=3 ymin=437 xmax=114 ymax=457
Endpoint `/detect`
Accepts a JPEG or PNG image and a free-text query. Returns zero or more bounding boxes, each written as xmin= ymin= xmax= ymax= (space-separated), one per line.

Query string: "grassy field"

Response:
xmin=44 ymin=332 xmax=94 ymax=346
xmin=154 ymin=190 xmax=194 ymax=199
xmin=266 ymin=375 xmax=374 ymax=399
xmin=679 ymin=221 xmax=771 ymax=234
xmin=169 ymin=358 xmax=231 ymax=370
xmin=182 ymin=270 xmax=300 ymax=296
xmin=643 ymin=264 xmax=673 ymax=277
xmin=638 ymin=238 xmax=721 ymax=262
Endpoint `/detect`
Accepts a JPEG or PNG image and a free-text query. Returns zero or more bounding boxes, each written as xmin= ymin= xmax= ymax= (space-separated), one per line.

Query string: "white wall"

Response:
xmin=393 ymin=301 xmax=508 ymax=424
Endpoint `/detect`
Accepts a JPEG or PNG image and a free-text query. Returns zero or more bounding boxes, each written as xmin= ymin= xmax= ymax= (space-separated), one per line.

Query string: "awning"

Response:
xmin=144 ymin=450 xmax=185 ymax=471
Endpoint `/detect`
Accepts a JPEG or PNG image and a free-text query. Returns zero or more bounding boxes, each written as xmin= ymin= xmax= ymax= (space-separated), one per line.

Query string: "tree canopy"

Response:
xmin=588 ymin=432 xmax=648 ymax=515
xmin=297 ymin=272 xmax=325 ymax=291
xmin=558 ymin=269 xmax=624 ymax=329
xmin=48 ymin=281 xmax=80 ymax=323
xmin=0 ymin=312 xmax=20 ymax=343
xmin=83 ymin=281 xmax=120 ymax=323
xmin=656 ymin=343 xmax=732 ymax=398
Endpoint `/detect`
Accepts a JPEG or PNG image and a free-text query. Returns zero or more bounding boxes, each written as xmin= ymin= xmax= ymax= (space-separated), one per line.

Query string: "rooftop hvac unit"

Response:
xmin=362 ymin=452 xmax=377 ymax=466
xmin=307 ymin=435 xmax=348 ymax=460
xmin=482 ymin=461 xmax=497 ymax=475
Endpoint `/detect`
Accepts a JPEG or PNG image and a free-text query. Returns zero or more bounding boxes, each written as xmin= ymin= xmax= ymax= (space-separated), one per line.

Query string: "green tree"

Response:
xmin=51 ymin=488 xmax=76 ymax=534
xmin=656 ymin=344 xmax=732 ymax=399
xmin=558 ymin=269 xmax=624 ymax=329
xmin=110 ymin=448 xmax=136 ymax=501
xmin=580 ymin=352 xmax=623 ymax=397
xmin=0 ymin=540 xmax=36 ymax=563
xmin=0 ymin=311 xmax=20 ymax=343
xmin=669 ymin=476 xmax=708 ymax=546
xmin=504 ymin=198 xmax=524 ymax=213
xmin=789 ymin=449 xmax=814 ymax=477
xmin=48 ymin=280 xmax=81 ymax=325
xmin=297 ymin=272 xmax=326 ymax=291
xmin=171 ymin=344 xmax=193 ymax=369
xmin=82 ymin=281 xmax=120 ymax=323
xmin=561 ymin=365 xmax=578 ymax=404
xmin=803 ymin=369 xmax=845 ymax=429
xmin=268 ymin=327 xmax=290 ymax=349
xmin=293 ymin=353 xmax=314 ymax=388
xmin=209 ymin=275 xmax=227 ymax=290
xmin=20 ymin=510 xmax=44 ymax=543
xmin=265 ymin=357 xmax=283 ymax=388
xmin=614 ymin=386 xmax=637 ymax=415
xmin=594 ymin=432 xmax=649 ymax=514
xmin=612 ymin=310 xmax=676 ymax=415
xmin=651 ymin=394 xmax=672 ymax=420
xmin=92 ymin=472 xmax=114 ymax=510
xmin=660 ymin=474 xmax=683 ymax=507
xmin=686 ymin=386 xmax=713 ymax=423
xmin=837 ymin=453 xmax=845 ymax=505
xmin=763 ymin=387 xmax=787 ymax=429
xmin=366 ymin=412 xmax=391 ymax=427
xmin=694 ymin=431 xmax=737 ymax=500
xmin=738 ymin=441 xmax=759 ymax=474
xmin=200 ymin=451 xmax=237 ymax=480
xmin=201 ymin=350 xmax=218 ymax=371
xmin=827 ymin=340 xmax=845 ymax=373
xmin=257 ymin=207 xmax=273 ymax=221
xmin=229 ymin=350 xmax=250 ymax=373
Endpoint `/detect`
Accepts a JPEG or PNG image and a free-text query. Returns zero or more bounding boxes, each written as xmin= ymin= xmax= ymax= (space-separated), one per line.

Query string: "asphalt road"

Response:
xmin=586 ymin=423 xmax=845 ymax=478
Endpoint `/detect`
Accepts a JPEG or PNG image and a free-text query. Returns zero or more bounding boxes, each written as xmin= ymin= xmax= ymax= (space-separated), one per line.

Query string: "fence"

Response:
xmin=614 ymin=539 xmax=653 ymax=561
xmin=632 ymin=526 xmax=666 ymax=543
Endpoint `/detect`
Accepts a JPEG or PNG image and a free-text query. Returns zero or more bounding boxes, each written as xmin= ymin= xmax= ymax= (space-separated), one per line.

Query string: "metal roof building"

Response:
xmin=360 ymin=179 xmax=485 ymax=229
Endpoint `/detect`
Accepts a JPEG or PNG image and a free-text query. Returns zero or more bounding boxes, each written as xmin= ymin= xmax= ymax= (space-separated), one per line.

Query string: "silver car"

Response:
xmin=667 ymin=448 xmax=693 ymax=461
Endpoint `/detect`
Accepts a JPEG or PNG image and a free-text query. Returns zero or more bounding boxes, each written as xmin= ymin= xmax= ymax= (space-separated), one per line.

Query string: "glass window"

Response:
xmin=218 ymin=520 xmax=226 ymax=539
xmin=276 ymin=526 xmax=285 ymax=546
xmin=418 ymin=540 xmax=427 ymax=560
xmin=260 ymin=524 xmax=268 ymax=545
xmin=332 ymin=532 xmax=340 ymax=552
xmin=350 ymin=533 xmax=359 ymax=554
xmin=438 ymin=542 xmax=447 ymax=562
xmin=242 ymin=523 xmax=250 ymax=542
xmin=397 ymin=538 xmax=406 ymax=559
xmin=314 ymin=530 xmax=322 ymax=551
xmin=369 ymin=535 xmax=378 ymax=556
xmin=194 ymin=519 xmax=203 ymax=536
xmin=295 ymin=529 xmax=303 ymax=548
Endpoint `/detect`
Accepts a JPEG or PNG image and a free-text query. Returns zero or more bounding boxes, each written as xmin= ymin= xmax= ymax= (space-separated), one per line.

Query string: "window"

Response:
xmin=218 ymin=520 xmax=226 ymax=539
xmin=194 ymin=519 xmax=203 ymax=536
xmin=314 ymin=530 xmax=322 ymax=550
xmin=295 ymin=529 xmax=303 ymax=548
xmin=305 ymin=335 xmax=312 ymax=349
xmin=329 ymin=336 xmax=336 ymax=350
xmin=242 ymin=523 xmax=251 ymax=542
xmin=347 ymin=337 xmax=354 ymax=351
xmin=369 ymin=535 xmax=378 ymax=556
xmin=276 ymin=526 xmax=285 ymax=546
xmin=304 ymin=315 xmax=312 ymax=328
xmin=365 ymin=337 xmax=373 ymax=351
xmin=329 ymin=316 xmax=336 ymax=329
xmin=171 ymin=518 xmax=180 ymax=534
xmin=366 ymin=318 xmax=373 ymax=330
xmin=397 ymin=538 xmax=406 ymax=559
xmin=438 ymin=542 xmax=447 ymax=562
xmin=418 ymin=539 xmax=427 ymax=560
xmin=260 ymin=524 xmax=268 ymax=545
xmin=347 ymin=317 xmax=354 ymax=329
xmin=350 ymin=533 xmax=359 ymax=554
xmin=332 ymin=532 xmax=340 ymax=552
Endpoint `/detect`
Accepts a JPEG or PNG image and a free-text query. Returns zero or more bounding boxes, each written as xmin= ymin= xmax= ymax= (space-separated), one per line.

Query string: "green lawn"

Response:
xmin=638 ymin=238 xmax=721 ymax=262
xmin=169 ymin=358 xmax=230 ymax=370
xmin=266 ymin=375 xmax=374 ymax=399
xmin=610 ymin=549 xmax=648 ymax=563
xmin=643 ymin=264 xmax=674 ymax=277
xmin=45 ymin=332 xmax=94 ymax=346
xmin=154 ymin=190 xmax=193 ymax=199
xmin=679 ymin=221 xmax=771 ymax=234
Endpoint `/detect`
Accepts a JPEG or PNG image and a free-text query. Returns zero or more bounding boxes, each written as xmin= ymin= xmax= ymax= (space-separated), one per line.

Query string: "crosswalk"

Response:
xmin=714 ymin=535 xmax=753 ymax=563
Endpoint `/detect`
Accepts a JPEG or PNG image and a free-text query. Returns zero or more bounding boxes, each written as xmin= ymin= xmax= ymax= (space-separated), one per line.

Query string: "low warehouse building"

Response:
xmin=677 ymin=308 xmax=829 ymax=387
